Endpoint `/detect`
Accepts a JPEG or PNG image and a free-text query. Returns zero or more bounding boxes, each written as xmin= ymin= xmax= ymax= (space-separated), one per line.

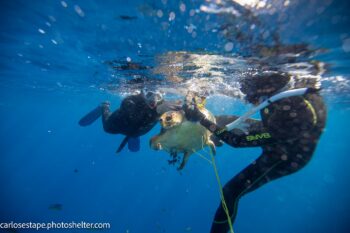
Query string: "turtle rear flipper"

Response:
xmin=178 ymin=151 xmax=191 ymax=170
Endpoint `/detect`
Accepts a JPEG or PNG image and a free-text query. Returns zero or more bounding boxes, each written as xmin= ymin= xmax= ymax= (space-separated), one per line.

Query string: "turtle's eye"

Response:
xmin=165 ymin=115 xmax=172 ymax=122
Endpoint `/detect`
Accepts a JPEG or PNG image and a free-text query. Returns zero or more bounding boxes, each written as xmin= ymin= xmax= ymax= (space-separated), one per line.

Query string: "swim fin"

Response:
xmin=116 ymin=136 xmax=140 ymax=153
xmin=116 ymin=136 xmax=129 ymax=153
xmin=127 ymin=137 xmax=140 ymax=152
xmin=78 ymin=105 xmax=102 ymax=126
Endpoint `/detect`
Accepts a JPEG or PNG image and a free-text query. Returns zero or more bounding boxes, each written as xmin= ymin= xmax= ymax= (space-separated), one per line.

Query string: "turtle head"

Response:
xmin=159 ymin=111 xmax=184 ymax=130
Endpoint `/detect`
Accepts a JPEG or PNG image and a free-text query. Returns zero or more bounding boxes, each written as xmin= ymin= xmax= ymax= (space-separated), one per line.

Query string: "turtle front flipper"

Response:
xmin=168 ymin=150 xmax=178 ymax=165
xmin=150 ymin=135 xmax=162 ymax=150
xmin=170 ymin=150 xmax=177 ymax=158
xmin=207 ymin=140 xmax=216 ymax=156
xmin=178 ymin=151 xmax=191 ymax=170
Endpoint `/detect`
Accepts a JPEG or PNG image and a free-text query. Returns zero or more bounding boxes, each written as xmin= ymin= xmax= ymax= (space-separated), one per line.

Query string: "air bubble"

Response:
xmin=38 ymin=28 xmax=46 ymax=34
xmin=61 ymin=1 xmax=68 ymax=8
xmin=48 ymin=16 xmax=56 ymax=22
xmin=74 ymin=5 xmax=85 ymax=17
xmin=342 ymin=38 xmax=350 ymax=52
xmin=189 ymin=9 xmax=195 ymax=16
xmin=169 ymin=12 xmax=176 ymax=21
xmin=224 ymin=42 xmax=234 ymax=52
xmin=180 ymin=3 xmax=186 ymax=12
xmin=157 ymin=10 xmax=163 ymax=18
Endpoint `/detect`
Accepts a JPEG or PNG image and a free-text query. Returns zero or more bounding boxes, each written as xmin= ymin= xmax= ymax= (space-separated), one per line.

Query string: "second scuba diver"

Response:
xmin=79 ymin=90 xmax=182 ymax=153
xmin=183 ymin=72 xmax=327 ymax=233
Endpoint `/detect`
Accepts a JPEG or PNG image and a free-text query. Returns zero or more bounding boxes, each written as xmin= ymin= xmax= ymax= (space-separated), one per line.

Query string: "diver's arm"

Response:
xmin=204 ymin=96 xmax=317 ymax=147
xmin=200 ymin=117 xmax=275 ymax=148
xmin=184 ymin=104 xmax=275 ymax=147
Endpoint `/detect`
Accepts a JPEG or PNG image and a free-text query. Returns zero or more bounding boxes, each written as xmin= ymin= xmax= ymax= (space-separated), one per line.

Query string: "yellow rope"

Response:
xmin=195 ymin=148 xmax=234 ymax=233
xmin=209 ymin=150 xmax=234 ymax=233
xmin=192 ymin=150 xmax=213 ymax=164
xmin=188 ymin=93 xmax=234 ymax=232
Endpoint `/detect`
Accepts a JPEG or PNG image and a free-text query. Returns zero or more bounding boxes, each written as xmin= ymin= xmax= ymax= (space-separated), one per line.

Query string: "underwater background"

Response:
xmin=1 ymin=0 xmax=350 ymax=232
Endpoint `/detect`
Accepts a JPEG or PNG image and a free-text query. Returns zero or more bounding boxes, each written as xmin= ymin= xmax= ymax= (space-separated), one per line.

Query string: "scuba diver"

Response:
xmin=79 ymin=90 xmax=182 ymax=153
xmin=183 ymin=72 xmax=327 ymax=233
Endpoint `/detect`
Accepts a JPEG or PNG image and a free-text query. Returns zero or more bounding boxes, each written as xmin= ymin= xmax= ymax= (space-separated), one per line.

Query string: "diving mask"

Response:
xmin=144 ymin=91 xmax=164 ymax=109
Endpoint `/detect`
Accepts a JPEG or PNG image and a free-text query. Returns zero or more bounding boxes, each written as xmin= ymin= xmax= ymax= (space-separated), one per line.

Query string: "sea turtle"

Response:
xmin=150 ymin=107 xmax=216 ymax=170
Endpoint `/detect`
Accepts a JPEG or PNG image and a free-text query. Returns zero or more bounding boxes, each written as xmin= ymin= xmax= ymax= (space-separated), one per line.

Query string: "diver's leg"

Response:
xmin=210 ymin=150 xmax=289 ymax=233
xmin=210 ymin=144 xmax=317 ymax=233
xmin=237 ymin=144 xmax=316 ymax=196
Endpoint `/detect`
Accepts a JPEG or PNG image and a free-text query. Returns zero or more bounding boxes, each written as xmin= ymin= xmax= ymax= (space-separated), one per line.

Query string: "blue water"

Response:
xmin=1 ymin=0 xmax=350 ymax=233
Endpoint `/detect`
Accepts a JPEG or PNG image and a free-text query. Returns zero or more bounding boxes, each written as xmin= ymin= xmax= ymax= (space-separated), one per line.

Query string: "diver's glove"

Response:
xmin=183 ymin=100 xmax=206 ymax=122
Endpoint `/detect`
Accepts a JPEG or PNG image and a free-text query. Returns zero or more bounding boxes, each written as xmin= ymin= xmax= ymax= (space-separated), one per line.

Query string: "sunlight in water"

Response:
xmin=233 ymin=0 xmax=261 ymax=7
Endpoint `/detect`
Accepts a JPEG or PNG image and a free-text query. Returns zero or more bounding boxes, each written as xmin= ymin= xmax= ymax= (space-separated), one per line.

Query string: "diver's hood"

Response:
xmin=240 ymin=71 xmax=291 ymax=103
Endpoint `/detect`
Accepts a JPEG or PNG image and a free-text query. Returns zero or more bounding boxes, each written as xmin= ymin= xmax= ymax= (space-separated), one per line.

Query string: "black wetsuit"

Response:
xmin=102 ymin=94 xmax=181 ymax=137
xmin=199 ymin=92 xmax=327 ymax=233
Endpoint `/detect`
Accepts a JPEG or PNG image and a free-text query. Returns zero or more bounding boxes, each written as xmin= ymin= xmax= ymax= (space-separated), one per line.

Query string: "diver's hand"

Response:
xmin=183 ymin=101 xmax=205 ymax=122
xmin=100 ymin=101 xmax=111 ymax=112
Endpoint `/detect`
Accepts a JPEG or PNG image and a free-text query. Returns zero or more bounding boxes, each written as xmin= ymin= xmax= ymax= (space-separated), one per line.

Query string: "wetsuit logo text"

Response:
xmin=246 ymin=133 xmax=271 ymax=141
